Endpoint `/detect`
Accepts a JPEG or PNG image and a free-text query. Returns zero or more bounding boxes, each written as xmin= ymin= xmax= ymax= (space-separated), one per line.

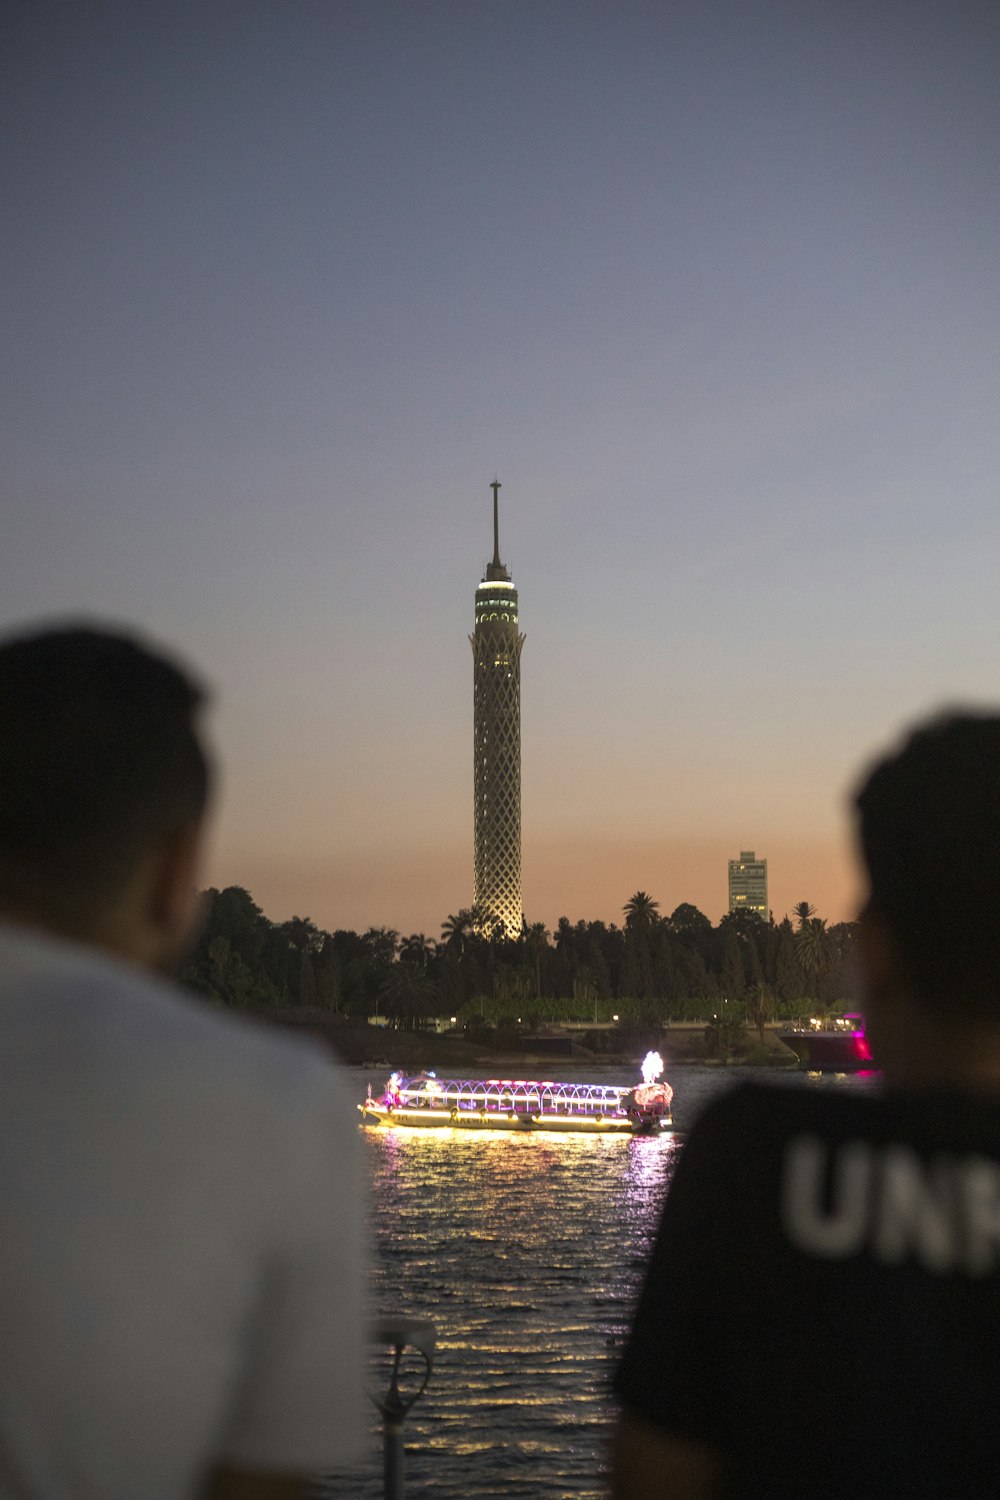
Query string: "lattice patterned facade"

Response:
xmin=470 ymin=483 xmax=524 ymax=939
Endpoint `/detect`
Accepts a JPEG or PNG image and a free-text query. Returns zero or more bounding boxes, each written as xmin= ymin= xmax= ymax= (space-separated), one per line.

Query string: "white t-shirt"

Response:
xmin=0 ymin=922 xmax=366 ymax=1498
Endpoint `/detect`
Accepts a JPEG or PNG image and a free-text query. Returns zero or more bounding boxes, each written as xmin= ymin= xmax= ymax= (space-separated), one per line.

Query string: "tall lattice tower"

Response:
xmin=470 ymin=480 xmax=525 ymax=938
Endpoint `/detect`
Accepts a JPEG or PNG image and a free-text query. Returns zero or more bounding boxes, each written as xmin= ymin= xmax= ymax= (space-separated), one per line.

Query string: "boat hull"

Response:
xmin=779 ymin=1032 xmax=875 ymax=1071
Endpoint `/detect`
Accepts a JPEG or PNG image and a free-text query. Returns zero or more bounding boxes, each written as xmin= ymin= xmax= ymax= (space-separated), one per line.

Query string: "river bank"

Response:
xmin=242 ymin=1008 xmax=801 ymax=1072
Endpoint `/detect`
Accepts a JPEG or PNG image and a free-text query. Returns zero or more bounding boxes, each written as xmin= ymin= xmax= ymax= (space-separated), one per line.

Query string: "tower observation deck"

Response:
xmin=470 ymin=480 xmax=524 ymax=938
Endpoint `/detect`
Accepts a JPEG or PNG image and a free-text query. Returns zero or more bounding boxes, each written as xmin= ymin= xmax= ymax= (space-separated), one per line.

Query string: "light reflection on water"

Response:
xmin=321 ymin=1065 xmax=874 ymax=1499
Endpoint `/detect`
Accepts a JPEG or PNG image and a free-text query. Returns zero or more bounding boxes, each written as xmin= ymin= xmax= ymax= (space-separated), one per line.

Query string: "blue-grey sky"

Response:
xmin=3 ymin=1 xmax=998 ymax=933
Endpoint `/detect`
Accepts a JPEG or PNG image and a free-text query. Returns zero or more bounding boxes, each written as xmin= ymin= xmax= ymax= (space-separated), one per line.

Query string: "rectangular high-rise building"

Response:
xmin=728 ymin=849 xmax=768 ymax=920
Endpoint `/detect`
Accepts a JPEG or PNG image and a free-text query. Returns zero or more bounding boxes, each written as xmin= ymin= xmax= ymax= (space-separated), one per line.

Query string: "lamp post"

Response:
xmin=369 ymin=1317 xmax=436 ymax=1500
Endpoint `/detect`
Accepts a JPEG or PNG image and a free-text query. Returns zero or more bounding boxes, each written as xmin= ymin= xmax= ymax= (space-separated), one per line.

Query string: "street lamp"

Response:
xmin=369 ymin=1318 xmax=436 ymax=1500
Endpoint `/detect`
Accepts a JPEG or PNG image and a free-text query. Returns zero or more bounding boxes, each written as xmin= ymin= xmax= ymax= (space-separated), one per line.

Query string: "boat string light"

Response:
xmin=641 ymin=1050 xmax=664 ymax=1086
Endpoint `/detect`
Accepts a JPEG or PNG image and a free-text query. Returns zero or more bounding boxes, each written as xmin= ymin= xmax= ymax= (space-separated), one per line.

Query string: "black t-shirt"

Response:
xmin=614 ymin=1082 xmax=1000 ymax=1498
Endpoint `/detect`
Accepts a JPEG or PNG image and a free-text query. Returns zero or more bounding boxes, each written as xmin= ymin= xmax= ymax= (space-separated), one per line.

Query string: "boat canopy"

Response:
xmin=384 ymin=1074 xmax=632 ymax=1116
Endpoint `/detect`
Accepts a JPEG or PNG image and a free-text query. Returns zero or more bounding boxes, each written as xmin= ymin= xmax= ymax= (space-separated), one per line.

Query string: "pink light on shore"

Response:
xmin=845 ymin=1015 xmax=874 ymax=1063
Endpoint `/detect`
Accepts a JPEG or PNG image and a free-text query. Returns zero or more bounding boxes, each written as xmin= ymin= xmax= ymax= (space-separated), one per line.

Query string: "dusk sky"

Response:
xmin=3 ymin=2 xmax=998 ymax=936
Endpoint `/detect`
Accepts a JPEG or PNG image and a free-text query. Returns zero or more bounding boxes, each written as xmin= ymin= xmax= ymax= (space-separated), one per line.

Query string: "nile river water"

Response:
xmin=321 ymin=1064 xmax=874 ymax=1499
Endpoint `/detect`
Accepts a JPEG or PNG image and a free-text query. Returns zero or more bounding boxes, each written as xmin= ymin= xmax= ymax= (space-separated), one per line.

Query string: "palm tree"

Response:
xmin=399 ymin=933 xmax=435 ymax=969
xmin=624 ymin=891 xmax=660 ymax=930
xmin=472 ymin=905 xmax=503 ymax=941
xmin=573 ymin=965 xmax=599 ymax=1015
xmin=379 ymin=966 xmax=437 ymax=1032
xmin=441 ymin=909 xmax=475 ymax=955
xmin=746 ymin=981 xmax=776 ymax=1042
xmin=524 ymin=921 xmax=549 ymax=998
xmin=791 ymin=901 xmax=816 ymax=932
xmin=795 ymin=917 xmax=830 ymax=978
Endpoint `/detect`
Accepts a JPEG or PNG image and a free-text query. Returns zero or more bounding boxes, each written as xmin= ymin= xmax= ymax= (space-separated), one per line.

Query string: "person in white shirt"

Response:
xmin=0 ymin=622 xmax=366 ymax=1500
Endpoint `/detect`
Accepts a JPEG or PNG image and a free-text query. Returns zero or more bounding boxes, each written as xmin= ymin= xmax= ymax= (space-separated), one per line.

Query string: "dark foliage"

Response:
xmin=182 ymin=886 xmax=856 ymax=1024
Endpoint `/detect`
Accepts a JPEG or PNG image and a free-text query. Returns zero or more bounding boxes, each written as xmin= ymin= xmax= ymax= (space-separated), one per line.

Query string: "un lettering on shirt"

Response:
xmin=781 ymin=1135 xmax=1000 ymax=1276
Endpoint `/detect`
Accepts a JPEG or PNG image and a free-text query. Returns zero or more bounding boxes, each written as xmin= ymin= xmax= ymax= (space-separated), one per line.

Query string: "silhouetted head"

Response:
xmin=0 ymin=623 xmax=212 ymax=969
xmin=855 ymin=712 xmax=1000 ymax=1025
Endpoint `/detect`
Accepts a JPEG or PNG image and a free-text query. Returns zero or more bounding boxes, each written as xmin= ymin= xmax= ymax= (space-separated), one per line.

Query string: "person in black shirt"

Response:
xmin=612 ymin=712 xmax=1000 ymax=1499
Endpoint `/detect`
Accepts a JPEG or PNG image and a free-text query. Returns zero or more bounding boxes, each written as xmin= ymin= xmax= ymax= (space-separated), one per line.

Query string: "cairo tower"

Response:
xmin=470 ymin=480 xmax=524 ymax=938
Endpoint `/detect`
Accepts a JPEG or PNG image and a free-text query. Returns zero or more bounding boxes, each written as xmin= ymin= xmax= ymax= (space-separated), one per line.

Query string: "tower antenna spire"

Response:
xmin=490 ymin=478 xmax=502 ymax=568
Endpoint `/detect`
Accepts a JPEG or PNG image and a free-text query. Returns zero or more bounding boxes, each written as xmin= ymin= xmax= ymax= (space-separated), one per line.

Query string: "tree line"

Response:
xmin=183 ymin=887 xmax=856 ymax=1030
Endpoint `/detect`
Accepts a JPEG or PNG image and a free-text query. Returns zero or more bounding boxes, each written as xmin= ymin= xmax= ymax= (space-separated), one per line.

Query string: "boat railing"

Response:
xmin=392 ymin=1076 xmax=629 ymax=1117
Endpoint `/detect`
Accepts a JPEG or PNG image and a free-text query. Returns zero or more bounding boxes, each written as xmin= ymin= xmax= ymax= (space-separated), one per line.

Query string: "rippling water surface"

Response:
xmin=323 ymin=1064 xmax=872 ymax=1499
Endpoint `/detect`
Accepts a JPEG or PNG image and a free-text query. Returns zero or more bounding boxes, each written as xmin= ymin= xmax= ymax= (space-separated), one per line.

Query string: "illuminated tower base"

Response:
xmin=470 ymin=481 xmax=524 ymax=938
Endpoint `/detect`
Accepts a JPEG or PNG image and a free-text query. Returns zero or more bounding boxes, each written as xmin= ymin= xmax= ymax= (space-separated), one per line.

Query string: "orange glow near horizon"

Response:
xmin=205 ymin=823 xmax=861 ymax=936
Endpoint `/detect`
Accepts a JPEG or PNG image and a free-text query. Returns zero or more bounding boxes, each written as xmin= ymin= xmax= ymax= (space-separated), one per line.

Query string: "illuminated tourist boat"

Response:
xmin=779 ymin=1014 xmax=875 ymax=1071
xmin=359 ymin=1052 xmax=674 ymax=1134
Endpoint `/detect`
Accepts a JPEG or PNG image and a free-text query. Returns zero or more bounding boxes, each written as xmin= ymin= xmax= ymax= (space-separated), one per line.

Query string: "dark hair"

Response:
xmin=854 ymin=711 xmax=1000 ymax=1020
xmin=0 ymin=623 xmax=212 ymax=918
